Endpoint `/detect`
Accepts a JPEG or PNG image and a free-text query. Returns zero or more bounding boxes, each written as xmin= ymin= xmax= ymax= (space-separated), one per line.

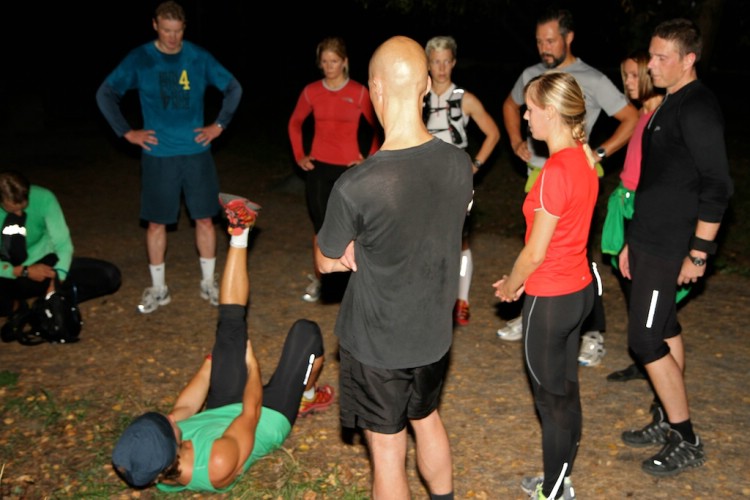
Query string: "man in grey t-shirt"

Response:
xmin=503 ymin=7 xmax=638 ymax=191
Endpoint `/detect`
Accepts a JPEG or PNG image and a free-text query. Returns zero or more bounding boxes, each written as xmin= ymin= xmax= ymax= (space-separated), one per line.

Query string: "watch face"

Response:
xmin=691 ymin=256 xmax=706 ymax=266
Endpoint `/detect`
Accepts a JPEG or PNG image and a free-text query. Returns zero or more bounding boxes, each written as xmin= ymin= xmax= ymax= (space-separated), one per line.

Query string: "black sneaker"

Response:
xmin=622 ymin=420 xmax=670 ymax=447
xmin=1 ymin=301 xmax=31 ymax=343
xmin=641 ymin=429 xmax=705 ymax=477
xmin=622 ymin=403 xmax=669 ymax=447
xmin=606 ymin=363 xmax=647 ymax=382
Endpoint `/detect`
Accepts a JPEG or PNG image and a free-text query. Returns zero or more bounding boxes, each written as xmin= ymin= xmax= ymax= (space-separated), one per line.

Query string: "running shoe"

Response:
xmin=137 ymin=286 xmax=171 ymax=314
xmin=302 ymin=274 xmax=321 ymax=303
xmin=497 ymin=315 xmax=522 ymax=341
xmin=454 ymin=299 xmax=470 ymax=326
xmin=200 ymin=277 xmax=219 ymax=306
xmin=298 ymin=384 xmax=335 ymax=418
xmin=641 ymin=428 xmax=705 ymax=477
xmin=219 ymin=193 xmax=261 ymax=235
xmin=521 ymin=476 xmax=575 ymax=499
xmin=578 ymin=331 xmax=606 ymax=366
xmin=622 ymin=403 xmax=669 ymax=447
xmin=606 ymin=363 xmax=647 ymax=382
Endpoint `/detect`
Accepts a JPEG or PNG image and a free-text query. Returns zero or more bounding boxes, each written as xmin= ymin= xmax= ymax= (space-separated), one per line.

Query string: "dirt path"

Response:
xmin=1 ymin=124 xmax=749 ymax=499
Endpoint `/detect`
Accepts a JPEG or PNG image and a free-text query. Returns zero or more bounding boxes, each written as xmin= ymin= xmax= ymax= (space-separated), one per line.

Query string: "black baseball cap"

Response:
xmin=112 ymin=412 xmax=177 ymax=487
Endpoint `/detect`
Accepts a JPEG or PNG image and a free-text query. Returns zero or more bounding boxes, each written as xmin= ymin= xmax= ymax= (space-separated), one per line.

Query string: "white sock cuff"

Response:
xmin=230 ymin=228 xmax=250 ymax=248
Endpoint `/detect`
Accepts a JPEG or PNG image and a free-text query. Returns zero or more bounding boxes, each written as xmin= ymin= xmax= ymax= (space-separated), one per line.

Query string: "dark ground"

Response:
xmin=0 ymin=101 xmax=749 ymax=499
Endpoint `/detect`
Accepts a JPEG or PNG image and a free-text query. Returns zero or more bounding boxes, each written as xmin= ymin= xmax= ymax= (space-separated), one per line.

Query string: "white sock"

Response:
xmin=303 ymin=387 xmax=316 ymax=400
xmin=200 ymin=257 xmax=216 ymax=283
xmin=149 ymin=263 xmax=166 ymax=290
xmin=458 ymin=249 xmax=473 ymax=302
xmin=230 ymin=228 xmax=250 ymax=248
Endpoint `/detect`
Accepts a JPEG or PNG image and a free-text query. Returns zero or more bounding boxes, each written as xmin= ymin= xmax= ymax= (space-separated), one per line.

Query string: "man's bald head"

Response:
xmin=369 ymin=36 xmax=430 ymax=100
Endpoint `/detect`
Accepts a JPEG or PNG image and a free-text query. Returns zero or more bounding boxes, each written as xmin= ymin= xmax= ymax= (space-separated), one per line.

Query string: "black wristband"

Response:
xmin=21 ymin=266 xmax=29 ymax=278
xmin=690 ymin=235 xmax=717 ymax=255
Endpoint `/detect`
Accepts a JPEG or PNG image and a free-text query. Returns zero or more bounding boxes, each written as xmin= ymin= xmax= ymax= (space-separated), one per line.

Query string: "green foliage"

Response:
xmin=0 ymin=370 xmax=19 ymax=387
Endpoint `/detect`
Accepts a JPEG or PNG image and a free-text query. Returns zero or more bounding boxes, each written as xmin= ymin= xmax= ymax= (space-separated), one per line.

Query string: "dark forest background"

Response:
xmin=2 ymin=0 xmax=746 ymax=139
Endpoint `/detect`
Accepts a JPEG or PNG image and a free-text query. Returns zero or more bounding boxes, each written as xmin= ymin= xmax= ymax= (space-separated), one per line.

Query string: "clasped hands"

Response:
xmin=493 ymin=275 xmax=524 ymax=303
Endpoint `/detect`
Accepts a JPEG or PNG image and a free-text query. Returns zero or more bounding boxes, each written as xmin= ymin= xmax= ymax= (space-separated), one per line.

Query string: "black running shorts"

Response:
xmin=338 ymin=348 xmax=449 ymax=434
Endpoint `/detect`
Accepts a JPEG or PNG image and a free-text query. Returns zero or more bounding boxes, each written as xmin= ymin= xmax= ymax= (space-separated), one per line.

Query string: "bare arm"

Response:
xmin=169 ymin=356 xmax=213 ymax=422
xmin=502 ymin=93 xmax=531 ymax=162
xmin=208 ymin=340 xmax=262 ymax=489
xmin=596 ymin=102 xmax=639 ymax=157
xmin=493 ymin=209 xmax=558 ymax=301
xmin=315 ymin=240 xmax=357 ymax=274
xmin=463 ymin=91 xmax=501 ymax=171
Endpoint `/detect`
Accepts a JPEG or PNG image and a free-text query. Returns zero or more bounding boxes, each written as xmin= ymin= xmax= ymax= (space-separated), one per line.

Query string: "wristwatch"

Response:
xmin=595 ymin=147 xmax=606 ymax=159
xmin=688 ymin=254 xmax=706 ymax=267
xmin=473 ymin=159 xmax=483 ymax=169
xmin=21 ymin=265 xmax=29 ymax=278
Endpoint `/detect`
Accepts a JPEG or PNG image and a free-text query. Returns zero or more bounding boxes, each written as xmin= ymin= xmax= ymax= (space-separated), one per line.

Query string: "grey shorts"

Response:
xmin=140 ymin=150 xmax=220 ymax=224
xmin=338 ymin=348 xmax=449 ymax=434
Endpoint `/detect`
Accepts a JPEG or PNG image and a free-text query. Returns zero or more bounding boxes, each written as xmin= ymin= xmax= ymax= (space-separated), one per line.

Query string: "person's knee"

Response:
xmin=534 ymin=384 xmax=570 ymax=424
xmin=630 ymin=340 xmax=670 ymax=366
xmin=289 ymin=318 xmax=321 ymax=336
xmin=288 ymin=319 xmax=324 ymax=353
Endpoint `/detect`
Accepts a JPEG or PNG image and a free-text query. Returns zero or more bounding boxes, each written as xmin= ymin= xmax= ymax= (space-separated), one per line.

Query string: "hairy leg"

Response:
xmin=645 ymin=334 xmax=689 ymax=423
xmin=195 ymin=217 xmax=217 ymax=259
xmin=412 ymin=409 xmax=453 ymax=496
xmin=146 ymin=222 xmax=167 ymax=265
xmin=365 ymin=428 xmax=410 ymax=499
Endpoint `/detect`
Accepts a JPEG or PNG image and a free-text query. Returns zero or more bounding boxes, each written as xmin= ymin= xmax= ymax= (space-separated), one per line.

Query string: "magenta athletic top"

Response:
xmin=619 ymin=111 xmax=653 ymax=191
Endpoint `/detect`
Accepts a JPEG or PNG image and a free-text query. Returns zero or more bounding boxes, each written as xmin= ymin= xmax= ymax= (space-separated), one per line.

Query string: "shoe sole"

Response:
xmin=219 ymin=193 xmax=262 ymax=212
xmin=137 ymin=295 xmax=171 ymax=314
xmin=298 ymin=405 xmax=332 ymax=418
xmin=641 ymin=457 xmax=706 ymax=477
xmin=578 ymin=357 xmax=604 ymax=367
xmin=497 ymin=332 xmax=522 ymax=341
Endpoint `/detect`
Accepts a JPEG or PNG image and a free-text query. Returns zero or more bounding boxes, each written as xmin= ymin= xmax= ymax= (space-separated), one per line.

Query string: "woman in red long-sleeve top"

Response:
xmin=288 ymin=36 xmax=380 ymax=303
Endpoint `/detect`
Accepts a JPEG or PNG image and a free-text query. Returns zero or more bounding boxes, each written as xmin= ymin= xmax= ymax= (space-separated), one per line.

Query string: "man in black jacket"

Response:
xmin=618 ymin=18 xmax=733 ymax=477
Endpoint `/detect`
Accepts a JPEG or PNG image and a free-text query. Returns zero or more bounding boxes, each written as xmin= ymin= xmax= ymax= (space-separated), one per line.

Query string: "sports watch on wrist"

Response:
xmin=21 ymin=265 xmax=29 ymax=278
xmin=688 ymin=254 xmax=706 ymax=267
xmin=595 ymin=147 xmax=606 ymax=159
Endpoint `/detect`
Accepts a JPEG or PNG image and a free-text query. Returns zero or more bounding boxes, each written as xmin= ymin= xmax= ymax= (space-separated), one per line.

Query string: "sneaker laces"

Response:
xmin=648 ymin=430 xmax=703 ymax=469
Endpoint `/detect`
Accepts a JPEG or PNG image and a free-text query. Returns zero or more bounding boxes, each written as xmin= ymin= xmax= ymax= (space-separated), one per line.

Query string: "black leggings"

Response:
xmin=305 ymin=161 xmax=347 ymax=233
xmin=523 ymin=283 xmax=594 ymax=497
xmin=0 ymin=254 xmax=121 ymax=316
xmin=581 ymin=260 xmax=606 ymax=332
xmin=206 ymin=310 xmax=324 ymax=427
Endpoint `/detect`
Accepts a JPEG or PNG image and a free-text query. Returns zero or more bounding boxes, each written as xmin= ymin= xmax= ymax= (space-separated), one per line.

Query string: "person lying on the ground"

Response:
xmin=111 ymin=194 xmax=333 ymax=492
